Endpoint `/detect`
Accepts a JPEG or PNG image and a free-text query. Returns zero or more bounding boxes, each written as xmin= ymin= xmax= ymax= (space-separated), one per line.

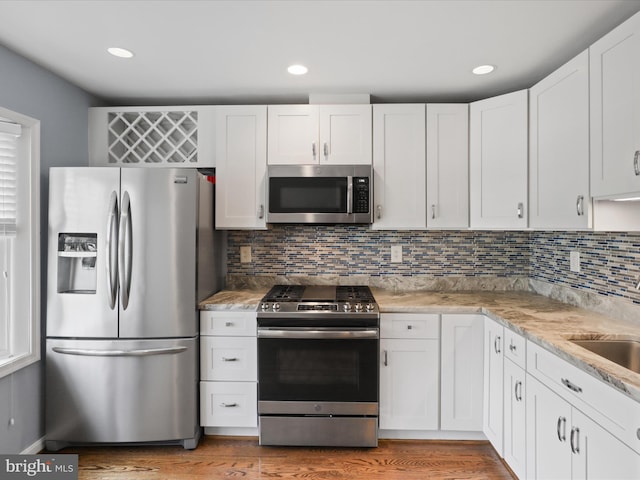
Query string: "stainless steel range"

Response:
xmin=257 ymin=285 xmax=380 ymax=447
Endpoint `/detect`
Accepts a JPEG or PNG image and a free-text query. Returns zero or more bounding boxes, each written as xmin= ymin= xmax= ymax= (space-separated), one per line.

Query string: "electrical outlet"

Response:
xmin=240 ymin=246 xmax=252 ymax=263
xmin=391 ymin=245 xmax=403 ymax=263
xmin=570 ymin=251 xmax=580 ymax=273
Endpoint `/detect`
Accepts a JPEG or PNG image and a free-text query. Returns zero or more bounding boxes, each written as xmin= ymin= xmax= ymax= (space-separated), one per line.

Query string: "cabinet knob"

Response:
xmin=407 ymin=325 xmax=413 ymax=330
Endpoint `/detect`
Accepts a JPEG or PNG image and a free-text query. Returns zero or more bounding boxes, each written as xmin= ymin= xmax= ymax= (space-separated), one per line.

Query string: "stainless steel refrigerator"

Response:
xmin=45 ymin=167 xmax=223 ymax=451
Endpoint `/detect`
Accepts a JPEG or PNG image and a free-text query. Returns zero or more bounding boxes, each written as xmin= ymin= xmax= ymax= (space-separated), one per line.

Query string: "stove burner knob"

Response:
xmin=343 ymin=303 xmax=352 ymax=312
xmin=366 ymin=303 xmax=375 ymax=311
xmin=354 ymin=303 xmax=363 ymax=311
xmin=272 ymin=303 xmax=280 ymax=311
xmin=261 ymin=303 xmax=270 ymax=310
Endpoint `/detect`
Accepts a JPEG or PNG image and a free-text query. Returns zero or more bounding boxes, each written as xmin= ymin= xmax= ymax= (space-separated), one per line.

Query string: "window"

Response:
xmin=0 ymin=106 xmax=40 ymax=378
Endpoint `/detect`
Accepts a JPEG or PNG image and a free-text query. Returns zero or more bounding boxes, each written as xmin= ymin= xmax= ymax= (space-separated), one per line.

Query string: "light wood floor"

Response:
xmin=59 ymin=436 xmax=516 ymax=480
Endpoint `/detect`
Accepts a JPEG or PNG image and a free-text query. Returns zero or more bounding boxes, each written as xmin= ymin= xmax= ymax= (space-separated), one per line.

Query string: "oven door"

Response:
xmin=257 ymin=327 xmax=379 ymax=416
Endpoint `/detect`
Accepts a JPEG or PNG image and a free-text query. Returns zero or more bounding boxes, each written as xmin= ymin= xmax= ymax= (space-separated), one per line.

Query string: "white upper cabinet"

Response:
xmin=529 ymin=50 xmax=591 ymax=229
xmin=372 ymin=104 xmax=426 ymax=230
xmin=88 ymin=106 xmax=216 ymax=168
xmin=470 ymin=90 xmax=528 ymax=229
xmin=426 ymin=104 xmax=469 ymax=229
xmin=590 ymin=11 xmax=640 ymax=199
xmin=268 ymin=105 xmax=372 ymax=165
xmin=214 ymin=106 xmax=267 ymax=229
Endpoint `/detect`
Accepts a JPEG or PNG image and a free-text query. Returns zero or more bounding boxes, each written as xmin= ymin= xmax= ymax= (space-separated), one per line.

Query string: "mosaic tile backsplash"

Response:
xmin=226 ymin=226 xmax=640 ymax=307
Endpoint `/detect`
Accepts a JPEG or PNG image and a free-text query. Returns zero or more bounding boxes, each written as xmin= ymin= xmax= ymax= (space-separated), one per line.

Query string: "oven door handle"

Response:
xmin=257 ymin=328 xmax=379 ymax=339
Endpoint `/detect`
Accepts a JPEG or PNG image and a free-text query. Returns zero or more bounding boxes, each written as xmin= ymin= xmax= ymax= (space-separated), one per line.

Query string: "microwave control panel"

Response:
xmin=353 ymin=177 xmax=370 ymax=213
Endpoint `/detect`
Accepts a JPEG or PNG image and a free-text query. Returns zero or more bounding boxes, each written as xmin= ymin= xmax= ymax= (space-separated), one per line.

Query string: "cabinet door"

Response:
xmin=379 ymin=338 xmax=439 ymax=431
xmin=267 ymin=105 xmax=319 ymax=164
xmin=530 ymin=50 xmax=591 ymax=229
xmin=503 ymin=358 xmax=526 ymax=480
xmin=572 ymin=409 xmax=640 ymax=480
xmin=215 ymin=106 xmax=267 ymax=229
xmin=320 ymin=105 xmax=372 ymax=164
xmin=440 ymin=314 xmax=484 ymax=431
xmin=526 ymin=375 xmax=572 ymax=480
xmin=590 ymin=11 xmax=640 ymax=198
xmin=483 ymin=318 xmax=504 ymax=454
xmin=470 ymin=90 xmax=528 ymax=229
xmin=372 ymin=104 xmax=426 ymax=230
xmin=426 ymin=104 xmax=469 ymax=229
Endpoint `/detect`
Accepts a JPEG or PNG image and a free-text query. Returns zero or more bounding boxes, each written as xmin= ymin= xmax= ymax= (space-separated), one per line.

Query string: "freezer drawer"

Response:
xmin=45 ymin=337 xmax=199 ymax=449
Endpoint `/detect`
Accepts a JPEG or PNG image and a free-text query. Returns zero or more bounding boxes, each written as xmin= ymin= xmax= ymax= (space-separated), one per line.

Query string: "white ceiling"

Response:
xmin=1 ymin=0 xmax=640 ymax=105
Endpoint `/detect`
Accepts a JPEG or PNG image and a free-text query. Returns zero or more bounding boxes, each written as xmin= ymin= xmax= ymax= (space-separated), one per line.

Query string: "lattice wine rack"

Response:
xmin=107 ymin=111 xmax=198 ymax=164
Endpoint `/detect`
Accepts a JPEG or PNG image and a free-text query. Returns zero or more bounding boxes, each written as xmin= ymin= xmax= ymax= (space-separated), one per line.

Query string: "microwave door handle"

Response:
xmin=346 ymin=176 xmax=353 ymax=214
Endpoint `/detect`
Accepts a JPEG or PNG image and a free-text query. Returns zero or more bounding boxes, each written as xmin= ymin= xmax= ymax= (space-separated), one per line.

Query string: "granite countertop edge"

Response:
xmin=199 ymin=288 xmax=640 ymax=403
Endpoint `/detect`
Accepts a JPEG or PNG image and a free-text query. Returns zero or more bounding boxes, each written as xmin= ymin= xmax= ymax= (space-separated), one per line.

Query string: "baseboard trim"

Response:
xmin=21 ymin=436 xmax=45 ymax=454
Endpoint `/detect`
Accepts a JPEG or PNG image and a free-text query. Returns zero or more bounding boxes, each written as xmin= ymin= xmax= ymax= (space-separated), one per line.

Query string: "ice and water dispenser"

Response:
xmin=57 ymin=233 xmax=97 ymax=294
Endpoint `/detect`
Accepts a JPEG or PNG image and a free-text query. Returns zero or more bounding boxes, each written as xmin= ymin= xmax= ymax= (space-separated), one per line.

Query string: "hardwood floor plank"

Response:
xmin=55 ymin=436 xmax=515 ymax=480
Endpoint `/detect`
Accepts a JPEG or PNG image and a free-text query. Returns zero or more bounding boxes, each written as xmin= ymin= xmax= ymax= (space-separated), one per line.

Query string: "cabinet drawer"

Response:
xmin=200 ymin=311 xmax=256 ymax=336
xmin=381 ymin=313 xmax=440 ymax=339
xmin=200 ymin=381 xmax=257 ymax=428
xmin=201 ymin=336 xmax=257 ymax=381
xmin=504 ymin=328 xmax=526 ymax=369
xmin=527 ymin=340 xmax=640 ymax=454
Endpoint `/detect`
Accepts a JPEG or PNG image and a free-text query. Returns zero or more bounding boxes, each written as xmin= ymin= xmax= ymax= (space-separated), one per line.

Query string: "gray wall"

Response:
xmin=0 ymin=44 xmax=100 ymax=453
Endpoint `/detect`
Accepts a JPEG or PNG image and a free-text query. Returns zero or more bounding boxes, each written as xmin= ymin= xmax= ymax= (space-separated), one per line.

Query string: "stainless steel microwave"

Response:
xmin=266 ymin=164 xmax=372 ymax=224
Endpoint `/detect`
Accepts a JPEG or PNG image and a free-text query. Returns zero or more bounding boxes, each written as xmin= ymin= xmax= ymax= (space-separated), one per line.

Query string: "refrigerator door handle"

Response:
xmin=51 ymin=346 xmax=188 ymax=357
xmin=106 ymin=191 xmax=119 ymax=310
xmin=118 ymin=191 xmax=133 ymax=310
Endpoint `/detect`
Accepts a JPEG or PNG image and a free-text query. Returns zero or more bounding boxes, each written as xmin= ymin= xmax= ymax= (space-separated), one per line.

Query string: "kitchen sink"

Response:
xmin=570 ymin=339 xmax=640 ymax=374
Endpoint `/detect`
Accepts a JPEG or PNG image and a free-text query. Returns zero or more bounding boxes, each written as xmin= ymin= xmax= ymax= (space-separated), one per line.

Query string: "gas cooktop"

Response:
xmin=257 ymin=285 xmax=379 ymax=320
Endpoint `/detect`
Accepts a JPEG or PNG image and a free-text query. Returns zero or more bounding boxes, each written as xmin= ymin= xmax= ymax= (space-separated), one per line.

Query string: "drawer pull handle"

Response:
xmin=383 ymin=350 xmax=388 ymax=367
xmin=561 ymin=378 xmax=582 ymax=393
xmin=509 ymin=343 xmax=516 ymax=352
xmin=494 ymin=336 xmax=501 ymax=354
xmin=557 ymin=416 xmax=567 ymax=442
xmin=225 ymin=322 xmax=234 ymax=327
xmin=514 ymin=380 xmax=523 ymax=402
xmin=221 ymin=403 xmax=238 ymax=408
xmin=570 ymin=427 xmax=580 ymax=454
xmin=222 ymin=357 xmax=239 ymax=362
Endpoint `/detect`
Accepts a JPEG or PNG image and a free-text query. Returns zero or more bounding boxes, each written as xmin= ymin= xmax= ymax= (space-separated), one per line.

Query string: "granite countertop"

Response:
xmin=200 ymin=287 xmax=640 ymax=403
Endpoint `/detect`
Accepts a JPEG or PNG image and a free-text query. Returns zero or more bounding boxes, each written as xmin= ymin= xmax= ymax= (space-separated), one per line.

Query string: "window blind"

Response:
xmin=0 ymin=120 xmax=20 ymax=235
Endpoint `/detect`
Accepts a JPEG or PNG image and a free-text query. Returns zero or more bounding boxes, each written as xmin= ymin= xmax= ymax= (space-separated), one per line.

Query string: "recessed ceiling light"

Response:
xmin=287 ymin=64 xmax=308 ymax=75
xmin=472 ymin=64 xmax=495 ymax=75
xmin=107 ymin=47 xmax=134 ymax=59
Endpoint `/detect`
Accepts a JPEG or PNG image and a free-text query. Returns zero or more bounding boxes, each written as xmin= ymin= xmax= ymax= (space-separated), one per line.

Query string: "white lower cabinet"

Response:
xmin=503 ymin=358 xmax=526 ymax=479
xmin=526 ymin=374 xmax=640 ymax=480
xmin=379 ymin=313 xmax=440 ymax=431
xmin=483 ymin=317 xmax=504 ymax=454
xmin=199 ymin=311 xmax=257 ymax=432
xmin=440 ymin=314 xmax=484 ymax=431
